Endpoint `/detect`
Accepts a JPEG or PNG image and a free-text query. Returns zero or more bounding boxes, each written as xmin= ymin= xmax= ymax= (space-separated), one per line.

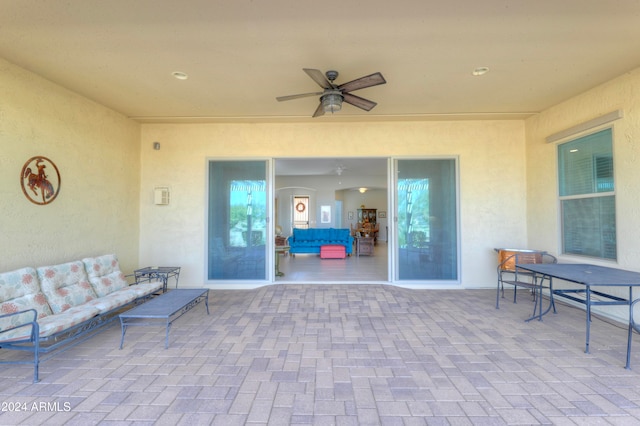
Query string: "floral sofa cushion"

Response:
xmin=0 ymin=267 xmax=53 ymax=335
xmin=127 ymin=281 xmax=164 ymax=298
xmin=1 ymin=256 xmax=162 ymax=344
xmin=36 ymin=261 xmax=98 ymax=314
xmin=85 ymin=288 xmax=139 ymax=314
xmin=1 ymin=304 xmax=101 ymax=342
xmin=82 ymin=254 xmax=129 ymax=298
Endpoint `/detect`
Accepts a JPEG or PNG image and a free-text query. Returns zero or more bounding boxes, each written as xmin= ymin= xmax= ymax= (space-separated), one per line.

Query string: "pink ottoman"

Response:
xmin=320 ymin=244 xmax=346 ymax=259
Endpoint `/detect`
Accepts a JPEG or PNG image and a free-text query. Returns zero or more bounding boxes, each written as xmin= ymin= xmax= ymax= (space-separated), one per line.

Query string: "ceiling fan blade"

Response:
xmin=338 ymin=72 xmax=386 ymax=93
xmin=312 ymin=102 xmax=325 ymax=118
xmin=276 ymin=92 xmax=323 ymax=102
xmin=304 ymin=68 xmax=333 ymax=89
xmin=342 ymin=93 xmax=377 ymax=111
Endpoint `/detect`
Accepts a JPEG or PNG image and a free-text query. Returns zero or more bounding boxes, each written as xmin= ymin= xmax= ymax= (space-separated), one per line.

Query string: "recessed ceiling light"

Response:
xmin=172 ymin=71 xmax=188 ymax=80
xmin=472 ymin=67 xmax=489 ymax=76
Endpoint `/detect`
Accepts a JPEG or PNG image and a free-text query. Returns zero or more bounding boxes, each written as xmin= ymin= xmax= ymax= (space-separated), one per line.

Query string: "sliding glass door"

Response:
xmin=207 ymin=160 xmax=268 ymax=280
xmin=396 ymin=159 xmax=458 ymax=281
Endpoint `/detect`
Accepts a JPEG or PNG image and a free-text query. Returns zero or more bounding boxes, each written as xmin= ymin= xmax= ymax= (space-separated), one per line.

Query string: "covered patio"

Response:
xmin=2 ymin=285 xmax=640 ymax=424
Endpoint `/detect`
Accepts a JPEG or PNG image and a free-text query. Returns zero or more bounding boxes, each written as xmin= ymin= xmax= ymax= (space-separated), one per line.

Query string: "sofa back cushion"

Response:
xmin=292 ymin=228 xmax=349 ymax=242
xmin=328 ymin=228 xmax=349 ymax=241
xmin=0 ymin=267 xmax=53 ymax=332
xmin=82 ymin=254 xmax=128 ymax=297
xmin=37 ymin=261 xmax=97 ymax=314
xmin=292 ymin=228 xmax=307 ymax=241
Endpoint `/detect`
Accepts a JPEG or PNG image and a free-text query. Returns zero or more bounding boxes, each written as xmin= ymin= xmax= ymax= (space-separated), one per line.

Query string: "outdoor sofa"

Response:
xmin=0 ymin=254 xmax=163 ymax=382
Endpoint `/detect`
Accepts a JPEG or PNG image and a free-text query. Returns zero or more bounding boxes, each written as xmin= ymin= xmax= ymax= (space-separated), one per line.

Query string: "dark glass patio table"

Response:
xmin=517 ymin=262 xmax=640 ymax=369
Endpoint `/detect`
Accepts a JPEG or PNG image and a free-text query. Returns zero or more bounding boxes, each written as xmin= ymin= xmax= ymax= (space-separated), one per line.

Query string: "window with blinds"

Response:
xmin=558 ymin=128 xmax=616 ymax=260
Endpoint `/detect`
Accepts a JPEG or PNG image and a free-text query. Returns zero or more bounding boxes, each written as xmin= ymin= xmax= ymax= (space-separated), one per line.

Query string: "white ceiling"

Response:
xmin=2 ymin=1 xmax=640 ymax=123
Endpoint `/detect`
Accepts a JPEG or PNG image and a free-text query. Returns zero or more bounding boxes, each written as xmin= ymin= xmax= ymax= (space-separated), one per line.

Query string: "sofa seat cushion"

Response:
xmin=293 ymin=241 xmax=323 ymax=247
xmin=1 ymin=304 xmax=101 ymax=342
xmin=82 ymin=254 xmax=129 ymax=297
xmin=85 ymin=281 xmax=163 ymax=314
xmin=0 ymin=267 xmax=53 ymax=329
xmin=128 ymin=281 xmax=163 ymax=298
xmin=85 ymin=288 xmax=139 ymax=314
xmin=37 ymin=305 xmax=101 ymax=338
xmin=37 ymin=261 xmax=98 ymax=314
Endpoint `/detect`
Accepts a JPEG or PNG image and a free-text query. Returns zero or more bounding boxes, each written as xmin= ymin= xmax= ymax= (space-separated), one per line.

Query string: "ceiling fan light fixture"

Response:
xmin=322 ymin=92 xmax=343 ymax=113
xmin=277 ymin=69 xmax=385 ymax=117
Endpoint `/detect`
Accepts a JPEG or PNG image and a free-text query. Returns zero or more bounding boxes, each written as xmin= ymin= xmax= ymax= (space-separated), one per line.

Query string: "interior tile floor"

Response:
xmin=3 ymin=285 xmax=640 ymax=425
xmin=277 ymin=242 xmax=389 ymax=282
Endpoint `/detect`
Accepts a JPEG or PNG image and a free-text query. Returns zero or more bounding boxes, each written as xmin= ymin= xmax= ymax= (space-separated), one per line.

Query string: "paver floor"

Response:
xmin=2 ymin=285 xmax=640 ymax=425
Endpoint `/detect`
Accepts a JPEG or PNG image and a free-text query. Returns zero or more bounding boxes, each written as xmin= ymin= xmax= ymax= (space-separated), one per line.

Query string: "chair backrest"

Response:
xmin=498 ymin=249 xmax=543 ymax=272
xmin=497 ymin=249 xmax=557 ymax=281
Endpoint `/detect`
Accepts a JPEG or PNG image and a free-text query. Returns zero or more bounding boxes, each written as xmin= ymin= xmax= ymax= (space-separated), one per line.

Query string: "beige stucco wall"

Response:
xmin=525 ymin=68 xmax=640 ymax=321
xmin=140 ymin=120 xmax=527 ymax=288
xmin=0 ymin=58 xmax=141 ymax=272
xmin=4 ymin=51 xmax=640 ymax=316
xmin=0 ymin=55 xmax=534 ymax=291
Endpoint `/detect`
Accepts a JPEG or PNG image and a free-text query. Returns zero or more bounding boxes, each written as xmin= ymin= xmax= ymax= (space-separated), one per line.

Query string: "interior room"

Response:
xmin=274 ymin=158 xmax=389 ymax=282
xmin=4 ymin=1 xmax=640 ymax=424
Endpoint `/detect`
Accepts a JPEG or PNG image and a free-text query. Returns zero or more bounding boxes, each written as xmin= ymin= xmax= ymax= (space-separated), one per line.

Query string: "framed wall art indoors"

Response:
xmin=321 ymin=205 xmax=331 ymax=223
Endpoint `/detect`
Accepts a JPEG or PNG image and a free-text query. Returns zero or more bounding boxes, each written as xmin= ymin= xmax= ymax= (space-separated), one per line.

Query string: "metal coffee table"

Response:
xmin=119 ymin=289 xmax=209 ymax=349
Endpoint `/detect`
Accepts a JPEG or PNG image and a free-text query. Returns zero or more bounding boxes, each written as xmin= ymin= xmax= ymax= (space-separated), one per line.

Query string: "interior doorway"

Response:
xmin=293 ymin=196 xmax=310 ymax=229
xmin=275 ymin=157 xmax=389 ymax=283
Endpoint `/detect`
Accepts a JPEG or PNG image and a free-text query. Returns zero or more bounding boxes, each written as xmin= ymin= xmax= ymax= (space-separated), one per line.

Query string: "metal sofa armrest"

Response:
xmin=0 ymin=309 xmax=41 ymax=383
xmin=0 ymin=309 xmax=39 ymax=342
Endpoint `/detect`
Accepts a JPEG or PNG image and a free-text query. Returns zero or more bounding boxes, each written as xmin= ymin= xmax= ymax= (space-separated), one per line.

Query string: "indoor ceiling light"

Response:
xmin=359 ymin=187 xmax=367 ymax=193
xmin=322 ymin=91 xmax=343 ymax=113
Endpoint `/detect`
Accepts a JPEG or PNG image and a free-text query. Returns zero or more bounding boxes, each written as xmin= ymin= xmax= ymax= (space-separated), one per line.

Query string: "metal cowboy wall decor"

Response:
xmin=20 ymin=156 xmax=61 ymax=205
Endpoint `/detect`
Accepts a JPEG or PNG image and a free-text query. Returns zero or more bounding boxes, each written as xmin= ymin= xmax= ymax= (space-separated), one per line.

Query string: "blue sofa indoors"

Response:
xmin=288 ymin=228 xmax=354 ymax=255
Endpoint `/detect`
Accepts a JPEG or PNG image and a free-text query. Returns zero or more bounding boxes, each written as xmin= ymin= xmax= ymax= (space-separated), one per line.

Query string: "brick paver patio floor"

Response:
xmin=2 ymin=285 xmax=640 ymax=425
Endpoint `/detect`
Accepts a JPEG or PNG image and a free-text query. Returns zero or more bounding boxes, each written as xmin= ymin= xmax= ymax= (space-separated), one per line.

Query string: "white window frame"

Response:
xmin=557 ymin=127 xmax=616 ymax=261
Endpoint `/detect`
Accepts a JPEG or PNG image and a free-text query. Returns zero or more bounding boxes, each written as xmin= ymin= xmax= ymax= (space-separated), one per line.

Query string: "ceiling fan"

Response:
xmin=276 ymin=68 xmax=386 ymax=117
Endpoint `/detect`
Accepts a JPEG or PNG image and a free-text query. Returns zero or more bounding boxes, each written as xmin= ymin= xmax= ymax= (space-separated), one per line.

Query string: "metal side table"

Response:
xmin=134 ymin=266 xmax=180 ymax=293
